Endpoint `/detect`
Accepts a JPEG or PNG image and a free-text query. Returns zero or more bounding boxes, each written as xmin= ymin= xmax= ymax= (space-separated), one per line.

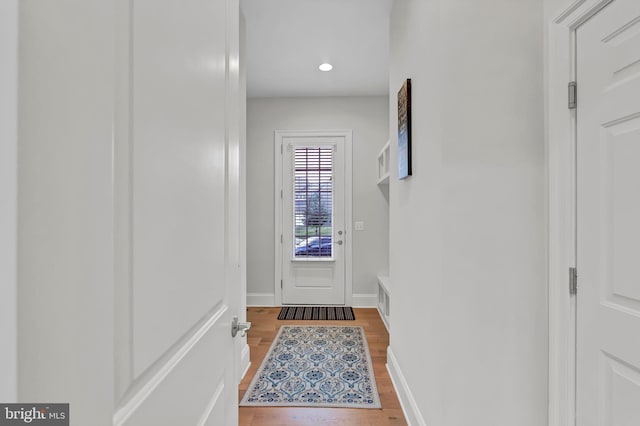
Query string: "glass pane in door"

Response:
xmin=293 ymin=146 xmax=333 ymax=258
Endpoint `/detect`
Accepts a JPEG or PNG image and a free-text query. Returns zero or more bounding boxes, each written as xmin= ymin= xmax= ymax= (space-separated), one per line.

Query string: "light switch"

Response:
xmin=355 ymin=221 xmax=365 ymax=231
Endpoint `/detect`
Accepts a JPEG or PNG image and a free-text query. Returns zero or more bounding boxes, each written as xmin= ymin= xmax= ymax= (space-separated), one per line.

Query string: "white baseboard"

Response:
xmin=352 ymin=293 xmax=377 ymax=307
xmin=386 ymin=346 xmax=427 ymax=426
xmin=246 ymin=293 xmax=275 ymax=306
xmin=247 ymin=292 xmax=377 ymax=307
xmin=239 ymin=343 xmax=251 ymax=383
xmin=377 ymin=305 xmax=390 ymax=333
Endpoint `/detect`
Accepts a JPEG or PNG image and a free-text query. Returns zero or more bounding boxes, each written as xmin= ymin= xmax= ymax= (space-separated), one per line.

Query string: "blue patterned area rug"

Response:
xmin=239 ymin=325 xmax=381 ymax=409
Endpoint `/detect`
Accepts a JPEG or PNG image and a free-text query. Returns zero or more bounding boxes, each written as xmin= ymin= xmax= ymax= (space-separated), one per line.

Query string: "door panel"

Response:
xmin=120 ymin=316 xmax=229 ymax=425
xmin=280 ymin=134 xmax=347 ymax=305
xmin=131 ymin=0 xmax=228 ymax=378
xmin=576 ymin=0 xmax=640 ymax=424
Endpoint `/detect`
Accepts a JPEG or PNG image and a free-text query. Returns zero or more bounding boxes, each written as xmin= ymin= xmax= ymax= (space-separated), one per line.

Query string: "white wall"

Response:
xmin=18 ymin=0 xmax=115 ymax=421
xmin=387 ymin=1 xmax=547 ymax=425
xmin=0 ymin=0 xmax=18 ymax=404
xmin=246 ymin=96 xmax=389 ymax=306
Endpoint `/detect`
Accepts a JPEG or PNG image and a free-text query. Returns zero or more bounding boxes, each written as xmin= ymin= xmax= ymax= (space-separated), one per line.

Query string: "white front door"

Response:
xmin=277 ymin=131 xmax=351 ymax=305
xmin=576 ymin=0 xmax=640 ymax=424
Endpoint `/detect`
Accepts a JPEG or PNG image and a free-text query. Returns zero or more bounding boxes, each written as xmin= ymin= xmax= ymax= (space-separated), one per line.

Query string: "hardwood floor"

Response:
xmin=238 ymin=307 xmax=407 ymax=426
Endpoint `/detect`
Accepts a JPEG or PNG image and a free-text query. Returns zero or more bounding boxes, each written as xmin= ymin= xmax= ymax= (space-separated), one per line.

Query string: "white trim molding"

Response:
xmin=273 ymin=130 xmax=354 ymax=306
xmin=239 ymin=344 xmax=251 ymax=383
xmin=352 ymin=293 xmax=377 ymax=308
xmin=546 ymin=1 xmax=614 ymax=425
xmin=246 ymin=293 xmax=276 ymax=307
xmin=386 ymin=346 xmax=426 ymax=426
xmin=246 ymin=292 xmax=373 ymax=307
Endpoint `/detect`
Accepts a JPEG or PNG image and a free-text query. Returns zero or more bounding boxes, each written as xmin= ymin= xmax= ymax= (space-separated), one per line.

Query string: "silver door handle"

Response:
xmin=231 ymin=316 xmax=251 ymax=338
xmin=336 ymin=240 xmax=343 ymax=245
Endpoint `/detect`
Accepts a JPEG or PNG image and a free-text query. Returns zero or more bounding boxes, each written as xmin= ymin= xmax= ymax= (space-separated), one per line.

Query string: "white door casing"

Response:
xmin=548 ymin=2 xmax=611 ymax=425
xmin=113 ymin=0 xmax=242 ymax=425
xmin=274 ymin=130 xmax=353 ymax=306
xmin=575 ymin=0 xmax=640 ymax=424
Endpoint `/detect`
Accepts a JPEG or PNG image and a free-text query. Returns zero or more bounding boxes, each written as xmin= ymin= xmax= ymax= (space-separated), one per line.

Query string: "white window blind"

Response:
xmin=293 ymin=146 xmax=333 ymax=257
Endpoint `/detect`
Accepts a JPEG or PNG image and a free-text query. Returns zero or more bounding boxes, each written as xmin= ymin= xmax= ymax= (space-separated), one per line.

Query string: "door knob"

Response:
xmin=231 ymin=316 xmax=251 ymax=338
xmin=336 ymin=240 xmax=343 ymax=245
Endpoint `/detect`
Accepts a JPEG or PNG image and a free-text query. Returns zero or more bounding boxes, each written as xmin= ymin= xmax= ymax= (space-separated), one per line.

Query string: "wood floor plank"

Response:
xmin=238 ymin=307 xmax=408 ymax=426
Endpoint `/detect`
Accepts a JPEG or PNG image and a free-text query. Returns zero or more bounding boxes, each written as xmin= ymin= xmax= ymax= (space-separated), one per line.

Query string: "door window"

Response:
xmin=293 ymin=146 xmax=333 ymax=259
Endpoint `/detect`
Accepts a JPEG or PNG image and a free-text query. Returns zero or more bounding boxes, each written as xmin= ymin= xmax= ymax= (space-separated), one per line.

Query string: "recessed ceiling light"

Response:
xmin=318 ymin=63 xmax=333 ymax=72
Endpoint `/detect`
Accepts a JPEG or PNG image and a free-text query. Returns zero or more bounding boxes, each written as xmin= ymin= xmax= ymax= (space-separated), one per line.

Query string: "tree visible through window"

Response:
xmin=293 ymin=146 xmax=333 ymax=258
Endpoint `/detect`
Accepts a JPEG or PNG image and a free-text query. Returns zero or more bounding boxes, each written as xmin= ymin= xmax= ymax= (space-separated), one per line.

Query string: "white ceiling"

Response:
xmin=240 ymin=0 xmax=393 ymax=98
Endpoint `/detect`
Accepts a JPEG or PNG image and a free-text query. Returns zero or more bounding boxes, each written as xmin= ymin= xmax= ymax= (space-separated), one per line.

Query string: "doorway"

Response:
xmin=274 ymin=130 xmax=353 ymax=305
xmin=575 ymin=0 xmax=640 ymax=423
xmin=548 ymin=0 xmax=640 ymax=423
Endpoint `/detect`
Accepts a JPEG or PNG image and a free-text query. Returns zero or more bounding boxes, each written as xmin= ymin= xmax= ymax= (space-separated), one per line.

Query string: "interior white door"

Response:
xmin=576 ymin=0 xmax=640 ymax=424
xmin=113 ymin=0 xmax=241 ymax=425
xmin=279 ymin=132 xmax=348 ymax=305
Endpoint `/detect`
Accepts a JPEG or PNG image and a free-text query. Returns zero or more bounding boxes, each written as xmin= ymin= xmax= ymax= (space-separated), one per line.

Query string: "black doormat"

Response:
xmin=277 ymin=306 xmax=355 ymax=321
